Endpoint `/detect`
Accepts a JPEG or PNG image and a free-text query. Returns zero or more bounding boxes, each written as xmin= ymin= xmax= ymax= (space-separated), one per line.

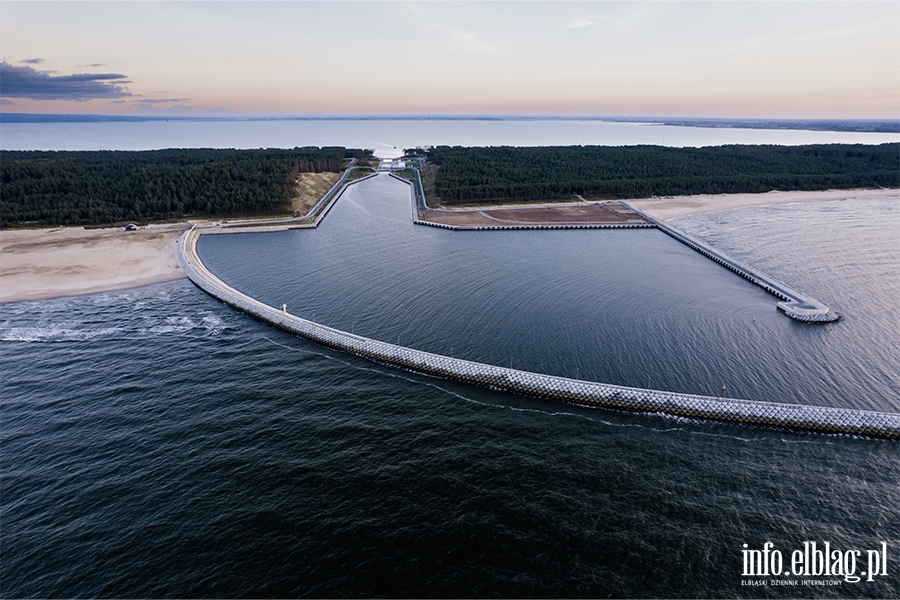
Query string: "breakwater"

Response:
xmin=177 ymin=226 xmax=899 ymax=439
xmin=623 ymin=203 xmax=840 ymax=322
xmin=412 ymin=219 xmax=654 ymax=231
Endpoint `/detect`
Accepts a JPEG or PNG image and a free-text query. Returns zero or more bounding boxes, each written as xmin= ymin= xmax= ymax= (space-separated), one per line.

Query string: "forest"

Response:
xmin=0 ymin=147 xmax=370 ymax=227
xmin=428 ymin=144 xmax=900 ymax=204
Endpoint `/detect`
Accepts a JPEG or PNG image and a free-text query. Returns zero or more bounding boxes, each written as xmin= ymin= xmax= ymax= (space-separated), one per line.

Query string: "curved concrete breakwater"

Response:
xmin=177 ymin=230 xmax=899 ymax=440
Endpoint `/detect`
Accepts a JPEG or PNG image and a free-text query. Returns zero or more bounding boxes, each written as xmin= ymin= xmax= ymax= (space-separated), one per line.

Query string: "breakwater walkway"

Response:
xmin=622 ymin=203 xmax=840 ymax=322
xmin=177 ymin=225 xmax=899 ymax=440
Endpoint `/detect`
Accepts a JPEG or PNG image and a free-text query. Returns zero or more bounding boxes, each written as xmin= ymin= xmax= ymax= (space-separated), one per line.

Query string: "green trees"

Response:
xmin=429 ymin=144 xmax=899 ymax=204
xmin=0 ymin=147 xmax=371 ymax=227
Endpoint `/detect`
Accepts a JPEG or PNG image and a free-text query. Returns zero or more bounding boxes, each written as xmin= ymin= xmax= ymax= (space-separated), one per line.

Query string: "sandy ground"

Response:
xmin=0 ymin=225 xmax=188 ymax=303
xmin=418 ymin=202 xmax=651 ymax=227
xmin=627 ymin=188 xmax=898 ymax=221
xmin=1 ymin=188 xmax=896 ymax=304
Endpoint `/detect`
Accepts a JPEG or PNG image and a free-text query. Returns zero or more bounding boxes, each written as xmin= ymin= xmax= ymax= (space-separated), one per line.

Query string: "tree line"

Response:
xmin=1 ymin=147 xmax=371 ymax=227
xmin=427 ymin=144 xmax=899 ymax=204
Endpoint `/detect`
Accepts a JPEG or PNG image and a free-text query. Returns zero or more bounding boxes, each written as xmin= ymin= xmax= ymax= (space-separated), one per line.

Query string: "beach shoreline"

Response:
xmin=1 ymin=188 xmax=896 ymax=304
xmin=626 ymin=187 xmax=898 ymax=221
xmin=0 ymin=225 xmax=188 ymax=304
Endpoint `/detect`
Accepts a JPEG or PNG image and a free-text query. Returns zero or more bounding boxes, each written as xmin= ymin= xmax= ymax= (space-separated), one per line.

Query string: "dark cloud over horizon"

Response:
xmin=20 ymin=58 xmax=44 ymax=64
xmin=0 ymin=62 xmax=131 ymax=100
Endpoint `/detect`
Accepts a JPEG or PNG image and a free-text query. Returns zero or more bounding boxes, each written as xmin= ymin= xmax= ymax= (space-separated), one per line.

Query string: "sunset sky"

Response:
xmin=1 ymin=1 xmax=898 ymax=118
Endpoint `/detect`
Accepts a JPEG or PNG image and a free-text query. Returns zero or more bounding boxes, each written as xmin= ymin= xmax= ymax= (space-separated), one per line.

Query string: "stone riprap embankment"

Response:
xmin=177 ymin=225 xmax=899 ymax=440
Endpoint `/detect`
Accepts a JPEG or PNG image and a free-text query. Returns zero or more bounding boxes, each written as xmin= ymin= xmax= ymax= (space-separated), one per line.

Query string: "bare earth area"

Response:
xmin=1 ymin=188 xmax=896 ymax=304
xmin=418 ymin=201 xmax=652 ymax=227
xmin=0 ymin=226 xmax=187 ymax=303
xmin=292 ymin=172 xmax=342 ymax=215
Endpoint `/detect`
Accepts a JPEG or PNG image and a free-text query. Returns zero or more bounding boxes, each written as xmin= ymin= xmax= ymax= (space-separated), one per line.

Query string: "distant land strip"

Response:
xmin=1 ymin=113 xmax=898 ymax=133
xmin=599 ymin=117 xmax=900 ymax=134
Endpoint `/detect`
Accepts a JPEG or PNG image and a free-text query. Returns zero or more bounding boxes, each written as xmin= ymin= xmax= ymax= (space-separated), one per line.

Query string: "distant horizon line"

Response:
xmin=3 ymin=113 xmax=897 ymax=134
xmin=2 ymin=112 xmax=899 ymax=123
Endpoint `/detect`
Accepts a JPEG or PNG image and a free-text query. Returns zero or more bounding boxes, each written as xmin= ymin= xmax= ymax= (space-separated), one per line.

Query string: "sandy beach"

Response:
xmin=0 ymin=225 xmax=187 ymax=303
xmin=1 ymin=188 xmax=896 ymax=304
xmin=627 ymin=187 xmax=898 ymax=221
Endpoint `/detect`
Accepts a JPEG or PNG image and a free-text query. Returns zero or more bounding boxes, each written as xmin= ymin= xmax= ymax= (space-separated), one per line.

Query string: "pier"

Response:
xmin=177 ymin=225 xmax=898 ymax=440
xmin=622 ymin=203 xmax=840 ymax=322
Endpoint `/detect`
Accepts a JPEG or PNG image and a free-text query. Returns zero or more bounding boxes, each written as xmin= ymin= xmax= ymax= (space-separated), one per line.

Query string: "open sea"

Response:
xmin=1 ymin=119 xmax=899 ymax=598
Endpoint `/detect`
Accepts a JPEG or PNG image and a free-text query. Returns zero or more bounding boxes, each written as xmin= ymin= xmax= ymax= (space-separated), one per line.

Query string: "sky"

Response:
xmin=1 ymin=1 xmax=898 ymax=119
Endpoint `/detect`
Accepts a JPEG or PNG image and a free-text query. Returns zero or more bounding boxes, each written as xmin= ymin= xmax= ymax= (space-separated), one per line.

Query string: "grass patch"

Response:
xmin=291 ymin=171 xmax=343 ymax=215
xmin=393 ymin=169 xmax=416 ymax=182
xmin=418 ymin=165 xmax=440 ymax=208
xmin=345 ymin=167 xmax=376 ymax=182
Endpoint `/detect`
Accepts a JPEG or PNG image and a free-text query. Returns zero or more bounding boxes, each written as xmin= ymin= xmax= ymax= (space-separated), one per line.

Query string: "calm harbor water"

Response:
xmin=2 ymin=120 xmax=898 ymax=597
xmin=199 ymin=175 xmax=900 ymax=413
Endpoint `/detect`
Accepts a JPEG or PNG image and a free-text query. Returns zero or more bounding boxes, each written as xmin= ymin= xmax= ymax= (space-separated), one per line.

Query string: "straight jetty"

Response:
xmin=623 ymin=203 xmax=840 ymax=323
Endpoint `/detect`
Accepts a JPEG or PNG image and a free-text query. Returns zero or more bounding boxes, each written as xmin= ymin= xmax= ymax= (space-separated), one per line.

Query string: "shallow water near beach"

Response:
xmin=2 ymin=172 xmax=898 ymax=597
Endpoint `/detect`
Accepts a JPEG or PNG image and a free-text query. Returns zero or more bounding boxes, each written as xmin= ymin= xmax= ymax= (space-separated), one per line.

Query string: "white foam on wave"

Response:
xmin=1 ymin=309 xmax=229 ymax=342
xmin=144 ymin=314 xmax=227 ymax=336
xmin=0 ymin=326 xmax=126 ymax=342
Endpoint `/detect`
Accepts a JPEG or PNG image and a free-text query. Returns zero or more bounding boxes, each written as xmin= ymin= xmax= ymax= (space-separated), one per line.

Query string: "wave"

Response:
xmin=0 ymin=313 xmax=228 ymax=342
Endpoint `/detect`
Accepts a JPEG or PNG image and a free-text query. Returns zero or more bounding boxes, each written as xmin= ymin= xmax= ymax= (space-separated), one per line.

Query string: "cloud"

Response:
xmin=0 ymin=62 xmax=131 ymax=100
xmin=20 ymin=58 xmax=44 ymax=64
xmin=568 ymin=19 xmax=595 ymax=28
xmin=0 ymin=98 xmax=15 ymax=105
xmin=137 ymin=98 xmax=189 ymax=106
